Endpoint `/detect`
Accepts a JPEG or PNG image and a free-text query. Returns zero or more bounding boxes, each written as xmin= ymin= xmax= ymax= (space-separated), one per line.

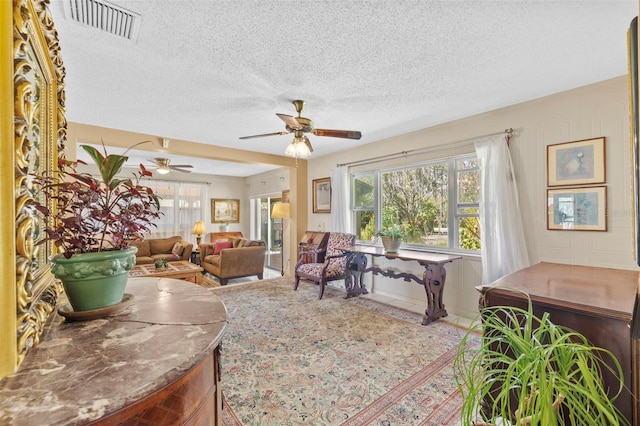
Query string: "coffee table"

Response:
xmin=129 ymin=261 xmax=203 ymax=285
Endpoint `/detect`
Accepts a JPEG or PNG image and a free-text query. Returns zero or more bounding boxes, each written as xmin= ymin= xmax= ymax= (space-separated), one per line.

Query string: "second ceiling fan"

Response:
xmin=239 ymin=100 xmax=362 ymax=157
xmin=147 ymin=158 xmax=193 ymax=174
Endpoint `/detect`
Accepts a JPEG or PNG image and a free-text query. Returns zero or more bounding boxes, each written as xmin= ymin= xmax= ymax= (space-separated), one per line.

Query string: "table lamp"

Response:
xmin=191 ymin=221 xmax=206 ymax=246
xmin=271 ymin=202 xmax=291 ymax=275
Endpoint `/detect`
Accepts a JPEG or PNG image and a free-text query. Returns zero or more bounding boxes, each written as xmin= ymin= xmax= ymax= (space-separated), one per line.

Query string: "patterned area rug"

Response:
xmin=211 ymin=278 xmax=476 ymax=425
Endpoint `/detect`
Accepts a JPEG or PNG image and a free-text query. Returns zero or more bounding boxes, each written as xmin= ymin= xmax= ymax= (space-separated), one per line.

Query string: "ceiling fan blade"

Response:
xmin=304 ymin=136 xmax=314 ymax=153
xmin=313 ymin=129 xmax=362 ymax=140
xmin=276 ymin=113 xmax=302 ymax=129
xmin=168 ymin=164 xmax=193 ymax=169
xmin=239 ymin=131 xmax=290 ymax=140
xmin=171 ymin=167 xmax=192 ymax=173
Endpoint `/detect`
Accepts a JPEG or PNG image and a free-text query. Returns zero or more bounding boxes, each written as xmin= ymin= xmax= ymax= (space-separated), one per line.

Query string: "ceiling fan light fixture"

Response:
xmin=156 ymin=165 xmax=171 ymax=174
xmin=285 ymin=137 xmax=311 ymax=158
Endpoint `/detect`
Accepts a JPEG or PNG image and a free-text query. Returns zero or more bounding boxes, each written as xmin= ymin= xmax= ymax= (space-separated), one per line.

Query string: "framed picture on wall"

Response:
xmin=547 ymin=186 xmax=607 ymax=231
xmin=211 ymin=198 xmax=240 ymax=223
xmin=313 ymin=177 xmax=331 ymax=213
xmin=547 ymin=137 xmax=606 ymax=187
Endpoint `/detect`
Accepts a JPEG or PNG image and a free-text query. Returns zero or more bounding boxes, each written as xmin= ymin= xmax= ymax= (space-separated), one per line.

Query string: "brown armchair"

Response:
xmin=200 ymin=238 xmax=266 ymax=285
xmin=294 ymin=232 xmax=356 ymax=299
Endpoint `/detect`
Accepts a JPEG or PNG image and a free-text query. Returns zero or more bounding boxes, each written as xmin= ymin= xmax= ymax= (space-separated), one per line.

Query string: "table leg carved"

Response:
xmin=422 ymin=263 xmax=448 ymax=325
xmin=344 ymin=253 xmax=369 ymax=298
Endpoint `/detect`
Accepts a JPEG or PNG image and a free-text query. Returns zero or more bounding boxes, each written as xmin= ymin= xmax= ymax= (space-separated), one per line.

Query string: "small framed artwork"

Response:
xmin=312 ymin=177 xmax=331 ymax=213
xmin=211 ymin=198 xmax=240 ymax=223
xmin=547 ymin=186 xmax=607 ymax=231
xmin=282 ymin=190 xmax=290 ymax=203
xmin=547 ymin=137 xmax=606 ymax=187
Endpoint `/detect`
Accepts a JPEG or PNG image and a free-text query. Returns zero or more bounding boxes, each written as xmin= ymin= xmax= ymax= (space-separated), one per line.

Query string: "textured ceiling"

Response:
xmin=49 ymin=1 xmax=638 ymax=177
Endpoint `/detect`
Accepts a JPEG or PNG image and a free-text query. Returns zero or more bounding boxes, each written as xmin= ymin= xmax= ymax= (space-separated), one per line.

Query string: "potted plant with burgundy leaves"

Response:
xmin=30 ymin=144 xmax=161 ymax=313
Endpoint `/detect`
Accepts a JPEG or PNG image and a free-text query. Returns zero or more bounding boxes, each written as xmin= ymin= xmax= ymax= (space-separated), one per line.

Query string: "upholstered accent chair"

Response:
xmin=294 ymin=232 xmax=356 ymax=299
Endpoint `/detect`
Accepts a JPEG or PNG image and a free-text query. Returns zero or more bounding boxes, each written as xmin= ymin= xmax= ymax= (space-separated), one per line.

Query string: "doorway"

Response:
xmin=257 ymin=196 xmax=282 ymax=272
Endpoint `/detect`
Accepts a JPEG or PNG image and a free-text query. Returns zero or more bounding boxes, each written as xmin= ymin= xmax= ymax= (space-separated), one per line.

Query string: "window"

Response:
xmin=145 ymin=181 xmax=207 ymax=241
xmin=352 ymin=154 xmax=480 ymax=252
xmin=455 ymin=157 xmax=480 ymax=251
xmin=352 ymin=174 xmax=375 ymax=241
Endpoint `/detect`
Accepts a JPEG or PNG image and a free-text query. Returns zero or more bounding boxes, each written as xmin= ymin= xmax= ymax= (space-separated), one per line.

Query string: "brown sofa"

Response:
xmin=129 ymin=236 xmax=194 ymax=265
xmin=199 ymin=238 xmax=266 ymax=285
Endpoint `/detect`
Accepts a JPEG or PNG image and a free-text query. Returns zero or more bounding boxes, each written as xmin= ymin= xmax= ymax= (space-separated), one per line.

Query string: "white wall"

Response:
xmin=308 ymin=76 xmax=635 ymax=318
xmin=204 ymin=174 xmax=247 ymax=237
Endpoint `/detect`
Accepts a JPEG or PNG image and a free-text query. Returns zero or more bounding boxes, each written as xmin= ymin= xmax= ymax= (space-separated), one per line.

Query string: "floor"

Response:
xmin=360 ymin=288 xmax=473 ymax=329
xmin=211 ymin=267 xmax=473 ymax=329
xmin=204 ymin=266 xmax=281 ymax=285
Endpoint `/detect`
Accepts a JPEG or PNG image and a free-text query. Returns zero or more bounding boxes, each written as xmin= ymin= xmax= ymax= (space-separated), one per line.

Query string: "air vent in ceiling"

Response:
xmin=63 ymin=0 xmax=141 ymax=42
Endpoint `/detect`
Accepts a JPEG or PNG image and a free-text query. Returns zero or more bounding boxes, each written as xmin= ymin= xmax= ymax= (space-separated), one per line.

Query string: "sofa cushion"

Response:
xmin=129 ymin=240 xmax=151 ymax=257
xmin=207 ymin=255 xmax=221 ymax=268
xmin=231 ymin=238 xmax=248 ymax=248
xmin=214 ymin=241 xmax=233 ymax=255
xmin=151 ymin=254 xmax=178 ymax=262
xmin=200 ymin=244 xmax=215 ymax=257
xmin=149 ymin=236 xmax=181 ymax=254
xmin=171 ymin=242 xmax=186 ymax=257
xmin=136 ymin=256 xmax=154 ymax=265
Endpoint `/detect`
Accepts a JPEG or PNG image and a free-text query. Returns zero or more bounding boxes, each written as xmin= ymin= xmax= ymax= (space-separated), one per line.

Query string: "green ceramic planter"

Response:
xmin=50 ymin=247 xmax=137 ymax=312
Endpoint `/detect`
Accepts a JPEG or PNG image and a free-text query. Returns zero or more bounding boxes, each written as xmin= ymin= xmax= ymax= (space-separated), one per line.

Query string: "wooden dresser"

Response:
xmin=210 ymin=231 xmax=244 ymax=242
xmin=477 ymin=262 xmax=640 ymax=424
xmin=0 ymin=278 xmax=227 ymax=425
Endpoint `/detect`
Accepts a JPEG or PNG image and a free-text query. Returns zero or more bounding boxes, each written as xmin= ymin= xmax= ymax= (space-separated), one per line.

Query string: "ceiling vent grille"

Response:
xmin=63 ymin=0 xmax=141 ymax=42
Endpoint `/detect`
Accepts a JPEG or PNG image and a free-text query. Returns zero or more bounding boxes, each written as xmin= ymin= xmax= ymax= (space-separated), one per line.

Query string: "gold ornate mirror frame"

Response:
xmin=1 ymin=0 xmax=66 ymax=376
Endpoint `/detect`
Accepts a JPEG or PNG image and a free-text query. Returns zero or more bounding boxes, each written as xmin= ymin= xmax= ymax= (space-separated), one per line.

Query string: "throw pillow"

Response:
xmin=201 ymin=245 xmax=214 ymax=257
xmin=171 ymin=242 xmax=185 ymax=257
xmin=213 ymin=241 xmax=233 ymax=255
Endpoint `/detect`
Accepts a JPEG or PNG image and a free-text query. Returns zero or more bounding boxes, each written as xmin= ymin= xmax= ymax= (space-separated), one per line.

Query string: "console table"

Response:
xmin=341 ymin=245 xmax=461 ymax=325
xmin=477 ymin=262 xmax=640 ymax=424
xmin=0 ymin=278 xmax=227 ymax=425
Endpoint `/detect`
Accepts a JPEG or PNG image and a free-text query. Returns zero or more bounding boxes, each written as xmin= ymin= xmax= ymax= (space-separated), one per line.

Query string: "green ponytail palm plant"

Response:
xmin=454 ymin=292 xmax=629 ymax=426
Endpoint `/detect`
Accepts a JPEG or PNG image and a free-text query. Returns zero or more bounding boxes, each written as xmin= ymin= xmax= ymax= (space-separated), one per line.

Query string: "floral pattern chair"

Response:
xmin=294 ymin=232 xmax=356 ymax=299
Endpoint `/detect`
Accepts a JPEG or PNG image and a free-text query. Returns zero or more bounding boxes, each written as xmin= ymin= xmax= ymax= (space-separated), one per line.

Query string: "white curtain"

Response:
xmin=330 ymin=166 xmax=351 ymax=232
xmin=475 ymin=135 xmax=530 ymax=284
xmin=146 ymin=181 xmax=207 ymax=241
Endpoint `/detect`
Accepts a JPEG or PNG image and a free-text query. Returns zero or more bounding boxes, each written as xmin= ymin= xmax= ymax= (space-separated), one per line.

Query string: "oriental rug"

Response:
xmin=211 ymin=278 xmax=476 ymax=426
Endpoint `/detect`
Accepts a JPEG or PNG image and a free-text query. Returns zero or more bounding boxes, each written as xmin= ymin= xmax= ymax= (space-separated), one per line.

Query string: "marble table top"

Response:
xmin=0 ymin=277 xmax=227 ymax=425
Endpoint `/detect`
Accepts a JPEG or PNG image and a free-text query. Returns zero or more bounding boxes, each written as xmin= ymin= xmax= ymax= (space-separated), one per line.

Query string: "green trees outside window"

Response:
xmin=352 ymin=154 xmax=480 ymax=251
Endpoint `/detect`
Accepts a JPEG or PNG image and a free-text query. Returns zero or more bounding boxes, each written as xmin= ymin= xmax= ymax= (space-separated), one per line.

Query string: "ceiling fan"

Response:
xmin=147 ymin=158 xmax=193 ymax=174
xmin=239 ymin=100 xmax=362 ymax=157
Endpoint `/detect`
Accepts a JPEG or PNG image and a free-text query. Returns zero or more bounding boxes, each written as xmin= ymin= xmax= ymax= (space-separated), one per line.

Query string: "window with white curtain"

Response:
xmin=144 ymin=180 xmax=208 ymax=241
